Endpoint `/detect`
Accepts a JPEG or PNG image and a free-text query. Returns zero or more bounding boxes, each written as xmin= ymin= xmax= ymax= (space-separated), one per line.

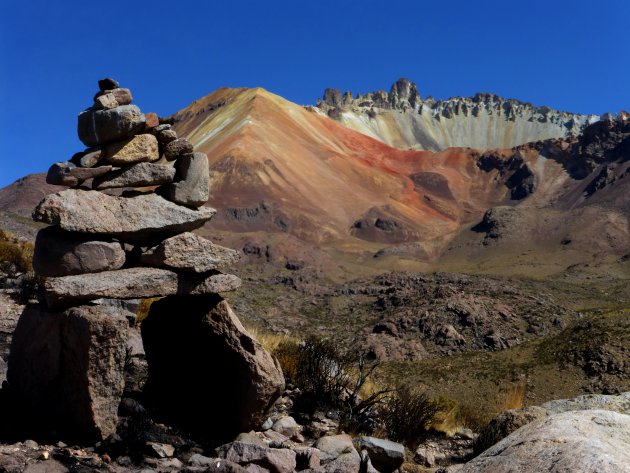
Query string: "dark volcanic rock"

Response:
xmin=163 ymin=138 xmax=193 ymax=161
xmin=161 ymin=152 xmax=210 ymax=207
xmin=33 ymin=226 xmax=125 ymax=277
xmin=33 ymin=189 xmax=215 ymax=241
xmin=142 ymin=295 xmax=285 ymax=443
xmin=7 ymin=304 xmax=127 ymax=441
xmin=78 ymin=105 xmax=145 ymax=147
xmin=98 ymin=78 xmax=119 ymax=91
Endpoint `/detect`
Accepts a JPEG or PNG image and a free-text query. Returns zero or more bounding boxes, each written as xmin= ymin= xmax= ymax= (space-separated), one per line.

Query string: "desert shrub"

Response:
xmin=380 ymin=385 xmax=445 ymax=447
xmin=454 ymin=402 xmax=492 ymax=433
xmin=273 ymin=339 xmax=301 ymax=383
xmin=0 ymin=230 xmax=33 ymax=274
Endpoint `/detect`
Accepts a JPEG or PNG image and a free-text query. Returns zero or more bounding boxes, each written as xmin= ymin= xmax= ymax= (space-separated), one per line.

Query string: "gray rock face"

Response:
xmin=104 ymin=134 xmax=159 ymax=165
xmin=78 ymin=105 xmax=146 ymax=147
xmin=93 ymin=162 xmax=175 ymax=190
xmin=215 ymin=442 xmax=296 ymax=473
xmin=460 ymin=410 xmax=630 ymax=473
xmin=161 ymin=152 xmax=209 ymax=207
xmin=139 ymin=232 xmax=240 ymax=273
xmin=353 ymin=436 xmax=405 ymax=473
xmin=7 ymin=304 xmax=127 ymax=440
xmin=141 ymin=295 xmax=285 ymax=443
xmin=44 ymin=267 xmax=241 ymax=308
xmin=33 ymin=189 xmax=215 ymax=241
xmin=33 ymin=227 xmax=125 ymax=277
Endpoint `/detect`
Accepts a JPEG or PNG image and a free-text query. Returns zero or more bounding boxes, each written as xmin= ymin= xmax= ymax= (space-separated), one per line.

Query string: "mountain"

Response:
xmin=316 ymin=78 xmax=599 ymax=151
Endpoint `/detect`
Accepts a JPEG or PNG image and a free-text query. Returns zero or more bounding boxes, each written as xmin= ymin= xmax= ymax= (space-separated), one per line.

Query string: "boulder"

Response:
xmin=104 ymin=134 xmax=159 ymax=165
xmin=92 ymin=162 xmax=175 ymax=190
xmin=215 ymin=442 xmax=296 ymax=473
xmin=459 ymin=410 xmax=630 ymax=473
xmin=161 ymin=152 xmax=209 ymax=207
xmin=139 ymin=232 xmax=240 ymax=272
xmin=33 ymin=189 xmax=216 ymax=241
xmin=313 ymin=434 xmax=359 ymax=464
xmin=7 ymin=304 xmax=127 ymax=441
xmin=163 ymin=138 xmax=193 ymax=161
xmin=353 ymin=436 xmax=405 ymax=473
xmin=43 ymin=267 xmax=242 ymax=308
xmin=271 ymin=417 xmax=301 ymax=439
xmin=98 ymin=78 xmax=119 ymax=90
xmin=141 ymin=295 xmax=285 ymax=444
xmin=33 ymin=226 xmax=125 ymax=277
xmin=78 ymin=104 xmax=145 ymax=147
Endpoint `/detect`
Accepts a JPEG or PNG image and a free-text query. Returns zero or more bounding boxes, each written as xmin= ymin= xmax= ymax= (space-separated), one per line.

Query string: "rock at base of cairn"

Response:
xmin=141 ymin=295 xmax=285 ymax=444
xmin=7 ymin=304 xmax=127 ymax=441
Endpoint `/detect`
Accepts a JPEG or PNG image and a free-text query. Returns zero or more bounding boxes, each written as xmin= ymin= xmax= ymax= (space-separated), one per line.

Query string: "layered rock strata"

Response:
xmin=9 ymin=78 xmax=284 ymax=441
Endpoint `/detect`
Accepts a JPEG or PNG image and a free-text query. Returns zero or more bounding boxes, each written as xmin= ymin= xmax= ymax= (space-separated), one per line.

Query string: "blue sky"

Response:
xmin=1 ymin=0 xmax=628 ymax=187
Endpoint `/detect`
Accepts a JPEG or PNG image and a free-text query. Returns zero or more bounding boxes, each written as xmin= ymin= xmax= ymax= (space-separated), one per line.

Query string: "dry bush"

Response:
xmin=380 ymin=385 xmax=445 ymax=448
xmin=0 ymin=230 xmax=33 ymax=274
xmin=136 ymin=297 xmax=161 ymax=324
xmin=499 ymin=382 xmax=527 ymax=411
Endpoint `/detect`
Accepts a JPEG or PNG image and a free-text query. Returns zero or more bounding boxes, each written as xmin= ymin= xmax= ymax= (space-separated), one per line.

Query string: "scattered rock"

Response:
xmin=139 ymin=232 xmax=240 ymax=272
xmin=33 ymin=226 xmax=125 ymax=277
xmin=161 ymin=152 xmax=210 ymax=207
xmin=33 ymin=189 xmax=216 ymax=241
xmin=313 ymin=434 xmax=359 ymax=464
xmin=215 ymin=442 xmax=296 ymax=473
xmin=78 ymin=105 xmax=146 ymax=147
xmin=93 ymin=162 xmax=175 ymax=189
xmin=271 ymin=417 xmax=301 ymax=439
xmin=142 ymin=295 xmax=284 ymax=443
xmin=146 ymin=442 xmax=175 ymax=458
xmin=7 ymin=304 xmax=127 ymax=440
xmin=43 ymin=267 xmax=242 ymax=308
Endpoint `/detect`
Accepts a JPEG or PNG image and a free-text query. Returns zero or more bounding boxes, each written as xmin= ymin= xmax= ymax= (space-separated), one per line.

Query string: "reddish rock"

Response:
xmin=145 ymin=112 xmax=160 ymax=130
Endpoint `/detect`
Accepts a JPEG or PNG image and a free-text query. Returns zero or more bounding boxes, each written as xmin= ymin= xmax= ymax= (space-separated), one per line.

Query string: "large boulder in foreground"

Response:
xmin=7 ymin=304 xmax=127 ymax=441
xmin=33 ymin=226 xmax=125 ymax=277
xmin=44 ymin=267 xmax=242 ymax=308
xmin=460 ymin=410 xmax=630 ymax=473
xmin=78 ymin=105 xmax=146 ymax=147
xmin=141 ymin=295 xmax=285 ymax=444
xmin=33 ymin=189 xmax=215 ymax=241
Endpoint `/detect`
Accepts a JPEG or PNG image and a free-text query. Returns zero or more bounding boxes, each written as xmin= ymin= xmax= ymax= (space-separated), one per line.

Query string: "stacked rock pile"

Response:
xmin=7 ymin=78 xmax=284 ymax=443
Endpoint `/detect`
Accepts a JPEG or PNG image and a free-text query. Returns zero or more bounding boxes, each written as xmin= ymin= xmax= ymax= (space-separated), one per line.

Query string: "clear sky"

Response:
xmin=1 ymin=0 xmax=628 ymax=187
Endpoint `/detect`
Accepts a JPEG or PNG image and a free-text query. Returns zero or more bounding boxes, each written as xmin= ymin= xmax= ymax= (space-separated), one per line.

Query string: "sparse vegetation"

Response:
xmin=0 ymin=230 xmax=33 ymax=274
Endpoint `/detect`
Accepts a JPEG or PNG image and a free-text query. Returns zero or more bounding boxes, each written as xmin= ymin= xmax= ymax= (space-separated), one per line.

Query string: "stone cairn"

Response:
xmin=7 ymin=78 xmax=284 ymax=443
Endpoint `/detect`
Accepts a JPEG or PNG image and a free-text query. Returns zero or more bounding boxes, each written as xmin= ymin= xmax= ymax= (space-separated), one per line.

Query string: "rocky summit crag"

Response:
xmin=7 ymin=78 xmax=284 ymax=442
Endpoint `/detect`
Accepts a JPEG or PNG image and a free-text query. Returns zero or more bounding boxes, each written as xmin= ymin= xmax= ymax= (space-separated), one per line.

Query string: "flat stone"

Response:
xmin=98 ymin=78 xmax=119 ymax=90
xmin=158 ymin=129 xmax=178 ymax=144
xmin=7 ymin=304 xmax=127 ymax=441
xmin=94 ymin=93 xmax=118 ymax=110
xmin=46 ymin=162 xmax=113 ymax=186
xmin=163 ymin=138 xmax=193 ymax=161
xmin=33 ymin=189 xmax=215 ymax=241
xmin=161 ymin=152 xmax=209 ymax=207
xmin=33 ymin=226 xmax=125 ymax=277
xmin=139 ymin=232 xmax=240 ymax=272
xmin=314 ymin=434 xmax=359 ymax=464
xmin=78 ymin=104 xmax=145 ymax=147
xmin=142 ymin=296 xmax=285 ymax=444
xmin=44 ymin=267 xmax=241 ymax=308
xmin=93 ymin=162 xmax=175 ymax=190
xmin=104 ymin=134 xmax=159 ymax=165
